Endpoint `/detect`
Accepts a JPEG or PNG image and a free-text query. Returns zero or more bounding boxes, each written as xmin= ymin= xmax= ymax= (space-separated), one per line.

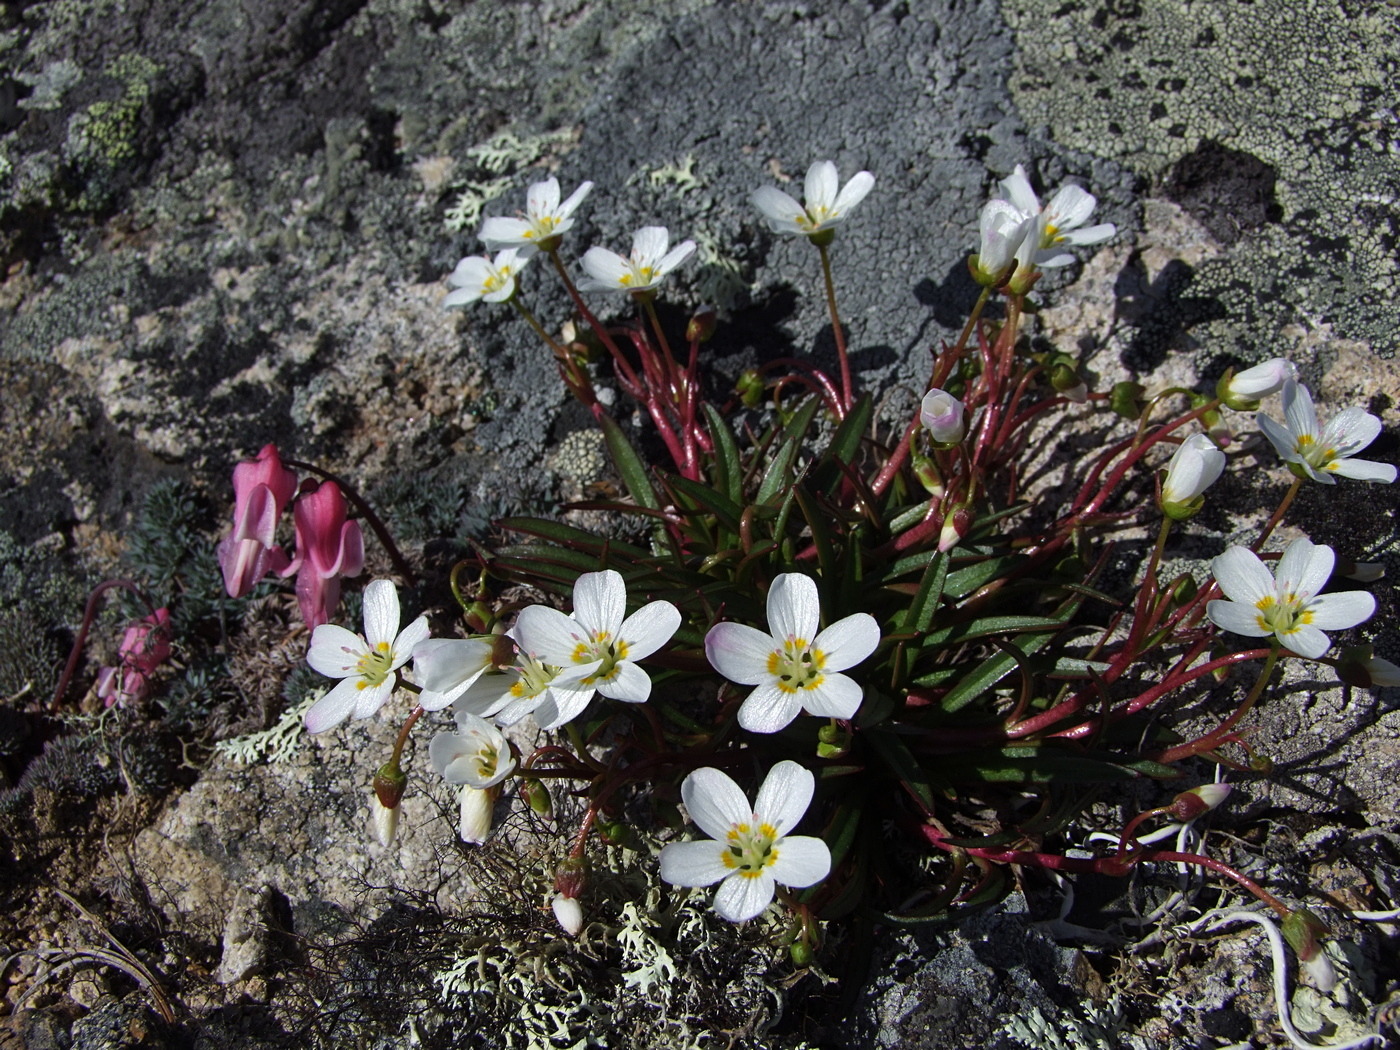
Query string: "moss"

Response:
xmin=1004 ymin=0 xmax=1400 ymax=356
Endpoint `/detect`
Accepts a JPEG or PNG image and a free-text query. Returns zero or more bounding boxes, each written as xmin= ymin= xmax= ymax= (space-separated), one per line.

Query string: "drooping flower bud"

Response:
xmin=1109 ymin=381 xmax=1146 ymax=421
xmin=1217 ymin=358 xmax=1296 ymax=411
xmin=938 ymin=506 xmax=972 ymax=552
xmin=736 ymin=369 xmax=765 ymax=408
xmin=554 ymin=857 xmax=588 ymax=900
xmin=217 ymin=444 xmax=298 ymax=598
xmin=369 ymin=795 xmax=401 ymax=847
xmin=1159 ymin=433 xmax=1227 ymax=521
xmin=686 ymin=304 xmax=718 ymax=344
xmin=1166 ymin=783 xmax=1231 ymax=822
xmin=286 ymin=479 xmax=366 ymax=630
xmin=1281 ymin=908 xmax=1335 ymax=991
xmin=1336 ymin=645 xmax=1400 ymax=688
xmin=969 ymin=200 xmax=1029 ymax=287
xmin=1048 ymin=356 xmax=1088 ymax=403
xmin=521 ymin=778 xmax=554 ymax=819
xmin=551 ymin=893 xmax=584 ymax=937
xmin=919 ymin=389 xmax=966 ymax=446
xmin=458 ymin=785 xmax=496 ymax=844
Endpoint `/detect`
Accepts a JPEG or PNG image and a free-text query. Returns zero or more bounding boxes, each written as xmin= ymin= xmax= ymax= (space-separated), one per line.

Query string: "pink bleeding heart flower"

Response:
xmin=286 ymin=479 xmax=366 ymax=630
xmin=217 ymin=445 xmax=298 ymax=597
xmin=95 ymin=607 xmax=171 ymax=707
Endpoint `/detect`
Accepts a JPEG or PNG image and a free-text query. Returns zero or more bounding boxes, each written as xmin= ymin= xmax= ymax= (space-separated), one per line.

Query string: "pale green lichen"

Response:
xmin=443 ymin=127 xmax=581 ymax=233
xmin=638 ymin=155 xmax=703 ymax=198
xmin=213 ymin=693 xmax=317 ymax=765
xmin=999 ymin=995 xmax=1143 ymax=1050
xmin=66 ymin=53 xmax=162 ymax=167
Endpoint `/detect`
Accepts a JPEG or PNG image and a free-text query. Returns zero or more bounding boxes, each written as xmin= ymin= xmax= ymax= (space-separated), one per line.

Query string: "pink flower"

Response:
xmin=217 ymin=445 xmax=298 ymax=597
xmin=96 ymin=608 xmax=172 ymax=707
xmin=285 ymin=480 xmax=366 ymax=630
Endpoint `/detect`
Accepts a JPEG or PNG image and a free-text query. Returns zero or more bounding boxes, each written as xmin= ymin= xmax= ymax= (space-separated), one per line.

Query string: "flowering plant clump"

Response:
xmin=230 ymin=159 xmax=1395 ymax=992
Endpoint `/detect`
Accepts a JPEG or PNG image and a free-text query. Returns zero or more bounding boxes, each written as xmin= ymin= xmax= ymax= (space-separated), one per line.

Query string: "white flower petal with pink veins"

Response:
xmin=1257 ymin=381 xmax=1396 ymax=485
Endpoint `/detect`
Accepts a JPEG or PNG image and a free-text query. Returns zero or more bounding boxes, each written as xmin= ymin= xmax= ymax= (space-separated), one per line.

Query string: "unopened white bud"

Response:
xmin=551 ymin=893 xmax=584 ymax=937
xmin=1345 ymin=561 xmax=1384 ymax=583
xmin=1219 ymin=358 xmax=1296 ymax=409
xmin=370 ymin=796 xmax=400 ymax=847
xmin=459 ymin=785 xmax=495 ymax=844
xmin=919 ymin=389 xmax=966 ymax=445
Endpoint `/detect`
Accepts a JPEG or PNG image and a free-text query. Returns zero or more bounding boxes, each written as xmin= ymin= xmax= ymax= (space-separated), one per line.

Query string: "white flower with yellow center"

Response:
xmin=578 ymin=226 xmax=695 ymax=294
xmin=444 ymin=248 xmax=530 ymax=306
xmin=1256 ymin=380 xmax=1396 ymax=485
xmin=429 ymin=711 xmax=517 ymax=789
xmin=659 ymin=761 xmax=831 ymax=923
xmin=479 ymin=177 xmax=594 ymax=253
xmin=750 ymin=160 xmax=875 ymax=239
xmin=1207 ymin=539 xmax=1375 ymax=660
xmin=304 ymin=579 xmax=431 ymax=733
xmin=705 ymin=573 xmax=881 ymax=734
xmin=998 ymin=164 xmax=1115 ymax=268
xmin=508 ymin=569 xmax=682 ymax=725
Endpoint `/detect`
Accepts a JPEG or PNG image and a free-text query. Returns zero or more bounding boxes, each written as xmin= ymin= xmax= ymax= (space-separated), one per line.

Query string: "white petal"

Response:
xmin=812 ymin=613 xmax=880 ymax=671
xmin=526 ymin=177 xmax=560 ymax=216
xmin=307 ymin=624 xmax=367 ymax=677
xmin=1274 ymin=538 xmax=1330 ymax=601
xmin=736 ymin=682 xmax=803 ymax=734
xmin=513 ymin=605 xmax=588 ymax=666
xmin=573 ymin=569 xmax=626 ymax=636
xmin=766 ymin=835 xmax=831 ymax=889
xmin=1320 ymin=408 xmax=1382 ymax=458
xmin=832 ymin=170 xmax=875 ymax=215
xmin=304 ymin=677 xmax=362 ymax=733
xmin=351 ymin=678 xmax=395 ymax=721
xmin=804 ymin=160 xmax=839 ymax=210
xmin=751 ymin=186 xmax=807 ymax=232
xmin=1256 ymin=412 xmax=1299 ymax=460
xmin=413 ymin=638 xmax=494 ymax=694
xmin=391 ymin=615 xmax=432 ymax=670
xmin=1305 ymin=591 xmax=1376 ymax=631
xmin=753 ymin=760 xmax=814 ymax=836
xmin=1210 ymin=547 xmax=1275 ymax=605
xmin=630 ymin=226 xmax=670 ymax=266
xmin=535 ymin=685 xmax=595 ymax=730
xmin=1046 ymin=184 xmax=1096 ymax=230
xmin=655 ymin=240 xmax=696 ymax=276
xmin=713 ymin=871 xmax=775 ymax=922
xmin=442 ymin=286 xmax=484 ymax=307
xmin=1230 ymin=358 xmax=1295 ymax=398
xmin=448 ymin=255 xmax=493 ymax=287
xmin=428 ymin=730 xmax=473 ymax=782
xmin=1329 ymin=458 xmax=1396 ymax=483
xmin=659 ymin=840 xmax=732 ymax=888
xmin=1058 ymin=223 xmax=1115 ymax=246
xmin=799 ymin=673 xmax=864 ymax=719
xmin=578 ymin=247 xmax=631 ymax=290
xmin=477 ymin=217 xmax=531 ymax=249
xmin=705 ymin=622 xmax=778 ymax=685
xmin=682 ymin=767 xmax=753 ymax=842
xmin=620 ymin=600 xmax=681 ymax=659
xmin=1278 ymin=624 xmax=1330 ymax=660
xmin=452 ymin=673 xmax=516 ymax=717
xmin=1206 ymin=599 xmax=1273 ymax=638
xmin=362 ymin=580 xmax=401 ymax=646
xmin=1282 ymin=382 xmax=1320 ymax=442
xmin=1162 ymin=434 xmax=1226 ymax=503
xmin=557 ymin=180 xmax=594 ymax=219
xmin=768 ymin=573 xmax=820 ymax=643
xmin=1000 ymin=165 xmax=1040 ymax=216
xmin=596 ymin=660 xmax=651 ymax=703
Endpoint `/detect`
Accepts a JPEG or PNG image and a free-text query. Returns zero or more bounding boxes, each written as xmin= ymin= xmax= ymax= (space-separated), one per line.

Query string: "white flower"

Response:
xmin=509 ymin=570 xmax=681 ymax=726
xmin=304 ymin=579 xmax=431 ymax=733
xmin=429 ymin=711 xmax=516 ymax=789
xmin=919 ymin=389 xmax=966 ymax=445
xmin=451 ymin=650 xmax=594 ymax=730
xmin=412 ymin=637 xmax=496 ymax=711
xmin=1159 ymin=433 xmax=1226 ymax=518
xmin=1220 ymin=358 xmax=1296 ymax=408
xmin=1344 ymin=562 xmax=1385 ymax=583
xmin=551 ymin=893 xmax=584 ymax=937
xmin=659 ymin=761 xmax=831 ymax=923
xmin=705 ymin=573 xmax=881 ymax=733
xmin=578 ymin=226 xmax=695 ymax=294
xmin=1362 ymin=657 xmax=1400 ymax=687
xmin=1207 ymin=539 xmax=1376 ymax=659
xmin=971 ymin=199 xmax=1032 ymax=284
xmin=999 ymin=164 xmax=1115 ymax=267
xmin=750 ymin=160 xmax=875 ymax=238
xmin=479 ymin=177 xmax=593 ymax=252
xmin=444 ymin=248 xmax=530 ymax=306
xmin=458 ymin=785 xmax=496 ymax=844
xmin=1257 ymin=381 xmax=1396 ymax=485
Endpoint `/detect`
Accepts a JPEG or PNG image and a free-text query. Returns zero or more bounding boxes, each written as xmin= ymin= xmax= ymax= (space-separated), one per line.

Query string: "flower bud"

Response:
xmin=1109 ymin=381 xmax=1146 ymax=421
xmin=736 ymin=369 xmax=765 ymax=409
xmin=1281 ymin=908 xmax=1329 ymax=963
xmin=911 ymin=450 xmax=945 ymax=498
xmin=599 ymin=820 xmax=630 ymax=847
xmin=1341 ymin=560 xmax=1384 ymax=583
xmin=554 ymin=857 xmax=588 ymax=900
xmin=970 ymin=200 xmax=1030 ymax=287
xmin=458 ymin=785 xmax=495 ymax=844
xmin=938 ymin=506 xmax=972 ymax=552
xmin=374 ymin=761 xmax=408 ymax=810
xmin=1166 ymin=783 xmax=1231 ymax=822
xmin=1336 ymin=645 xmax=1400 ymax=688
xmin=685 ymin=305 xmax=718 ymax=344
xmin=789 ymin=941 xmax=815 ymax=967
xmin=919 ymin=389 xmax=966 ymax=446
xmin=1217 ymin=358 xmax=1296 ymax=411
xmin=1049 ymin=360 xmax=1087 ymax=403
xmin=552 ymin=893 xmax=584 ymax=937
xmin=1159 ymin=434 xmax=1226 ymax=521
xmin=521 ymin=777 xmax=554 ymax=818
xmin=369 ymin=795 xmax=401 ymax=847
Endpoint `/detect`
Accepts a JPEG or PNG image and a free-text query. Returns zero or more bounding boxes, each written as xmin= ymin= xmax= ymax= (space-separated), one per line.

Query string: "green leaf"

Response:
xmin=598 ymin=412 xmax=661 ymax=511
xmin=756 ymin=435 xmax=804 ymax=506
xmin=936 ymin=631 xmax=1057 ymax=712
xmin=864 ymin=728 xmax=937 ymax=813
xmin=899 ymin=551 xmax=948 ymax=634
xmin=942 ymin=555 xmax=1022 ymax=599
xmin=918 ymin=614 xmax=1067 ymax=648
xmin=496 ymin=516 xmax=650 ymax=560
xmin=702 ymin=403 xmax=744 ymax=504
xmin=664 ymin=473 xmax=746 ymax=536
